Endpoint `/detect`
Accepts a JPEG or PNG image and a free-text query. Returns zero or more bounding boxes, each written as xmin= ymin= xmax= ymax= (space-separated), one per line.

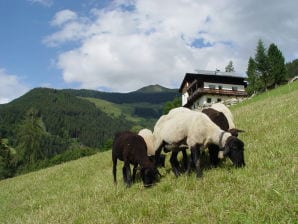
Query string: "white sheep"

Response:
xmin=138 ymin=128 xmax=166 ymax=167
xmin=201 ymin=103 xmax=245 ymax=166
xmin=153 ymin=107 xmax=245 ymax=177
xmin=138 ymin=128 xmax=155 ymax=156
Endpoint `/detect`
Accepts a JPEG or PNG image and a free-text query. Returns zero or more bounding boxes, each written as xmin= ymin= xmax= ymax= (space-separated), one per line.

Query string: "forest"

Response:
xmin=0 ymin=87 xmax=178 ymax=179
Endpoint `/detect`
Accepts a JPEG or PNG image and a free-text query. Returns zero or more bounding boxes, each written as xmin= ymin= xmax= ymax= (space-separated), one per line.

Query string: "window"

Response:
xmin=232 ymin=86 xmax=238 ymax=91
xmin=207 ymin=98 xmax=212 ymax=103
xmin=209 ymin=85 xmax=216 ymax=89
xmin=217 ymin=98 xmax=222 ymax=102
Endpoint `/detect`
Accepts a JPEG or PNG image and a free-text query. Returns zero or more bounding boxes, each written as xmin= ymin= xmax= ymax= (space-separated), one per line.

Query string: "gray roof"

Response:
xmin=194 ymin=69 xmax=247 ymax=78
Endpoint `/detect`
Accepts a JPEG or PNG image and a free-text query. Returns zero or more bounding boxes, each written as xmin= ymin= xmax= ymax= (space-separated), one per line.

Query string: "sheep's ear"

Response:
xmin=228 ymin=128 xmax=245 ymax=137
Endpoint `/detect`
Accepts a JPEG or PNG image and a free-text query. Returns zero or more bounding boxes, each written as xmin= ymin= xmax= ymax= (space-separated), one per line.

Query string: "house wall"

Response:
xmin=191 ymin=95 xmax=231 ymax=109
xmin=204 ymin=82 xmax=245 ymax=91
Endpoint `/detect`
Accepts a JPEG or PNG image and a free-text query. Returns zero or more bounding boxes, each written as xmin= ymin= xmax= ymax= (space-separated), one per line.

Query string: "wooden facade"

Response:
xmin=179 ymin=71 xmax=247 ymax=108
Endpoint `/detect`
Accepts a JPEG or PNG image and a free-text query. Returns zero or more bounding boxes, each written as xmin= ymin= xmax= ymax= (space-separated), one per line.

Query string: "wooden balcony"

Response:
xmin=186 ymin=88 xmax=248 ymax=106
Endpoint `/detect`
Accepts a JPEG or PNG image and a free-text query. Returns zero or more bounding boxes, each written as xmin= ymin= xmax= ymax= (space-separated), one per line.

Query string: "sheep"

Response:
xmin=202 ymin=103 xmax=245 ymax=166
xmin=209 ymin=103 xmax=245 ymax=136
xmin=112 ymin=131 xmax=158 ymax=187
xmin=153 ymin=107 xmax=245 ymax=178
xmin=138 ymin=128 xmax=166 ymax=167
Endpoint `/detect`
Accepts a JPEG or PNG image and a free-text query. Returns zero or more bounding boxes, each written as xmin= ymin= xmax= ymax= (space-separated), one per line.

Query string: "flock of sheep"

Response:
xmin=112 ymin=103 xmax=246 ymax=187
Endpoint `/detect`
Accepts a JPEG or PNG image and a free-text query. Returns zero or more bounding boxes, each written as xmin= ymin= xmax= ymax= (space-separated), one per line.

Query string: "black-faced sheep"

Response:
xmin=202 ymin=103 xmax=245 ymax=166
xmin=138 ymin=128 xmax=166 ymax=167
xmin=153 ymin=107 xmax=245 ymax=178
xmin=112 ymin=131 xmax=158 ymax=187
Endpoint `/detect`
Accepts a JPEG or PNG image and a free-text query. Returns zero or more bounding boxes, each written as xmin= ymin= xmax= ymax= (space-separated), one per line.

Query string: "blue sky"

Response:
xmin=0 ymin=0 xmax=297 ymax=103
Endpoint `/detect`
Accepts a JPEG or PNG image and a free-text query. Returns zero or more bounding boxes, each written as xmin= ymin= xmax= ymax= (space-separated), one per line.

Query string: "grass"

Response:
xmin=0 ymin=82 xmax=297 ymax=223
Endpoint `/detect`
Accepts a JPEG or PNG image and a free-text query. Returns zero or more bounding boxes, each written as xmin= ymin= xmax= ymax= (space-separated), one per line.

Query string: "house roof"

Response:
xmin=179 ymin=70 xmax=247 ymax=93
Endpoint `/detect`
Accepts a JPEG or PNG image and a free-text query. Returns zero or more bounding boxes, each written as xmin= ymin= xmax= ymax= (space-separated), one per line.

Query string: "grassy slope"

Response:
xmin=0 ymin=82 xmax=297 ymax=224
xmin=81 ymin=97 xmax=161 ymax=128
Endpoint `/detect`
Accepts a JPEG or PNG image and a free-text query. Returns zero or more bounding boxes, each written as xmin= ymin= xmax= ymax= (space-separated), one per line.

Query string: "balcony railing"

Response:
xmin=187 ymin=88 xmax=248 ymax=105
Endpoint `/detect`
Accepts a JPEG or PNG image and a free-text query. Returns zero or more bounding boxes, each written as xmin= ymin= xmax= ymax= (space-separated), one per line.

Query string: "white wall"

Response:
xmin=182 ymin=92 xmax=189 ymax=106
xmin=204 ymin=82 xmax=245 ymax=91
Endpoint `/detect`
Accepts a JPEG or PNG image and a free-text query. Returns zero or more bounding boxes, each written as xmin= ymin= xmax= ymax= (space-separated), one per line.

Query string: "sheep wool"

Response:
xmin=153 ymin=107 xmax=232 ymax=151
xmin=211 ymin=103 xmax=235 ymax=129
xmin=138 ymin=129 xmax=155 ymax=156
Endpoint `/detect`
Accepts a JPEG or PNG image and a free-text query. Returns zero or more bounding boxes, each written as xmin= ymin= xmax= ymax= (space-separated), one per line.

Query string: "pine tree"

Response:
xmin=268 ymin=43 xmax=286 ymax=86
xmin=255 ymin=39 xmax=270 ymax=90
xmin=225 ymin=60 xmax=235 ymax=72
xmin=246 ymin=57 xmax=261 ymax=95
xmin=16 ymin=108 xmax=46 ymax=164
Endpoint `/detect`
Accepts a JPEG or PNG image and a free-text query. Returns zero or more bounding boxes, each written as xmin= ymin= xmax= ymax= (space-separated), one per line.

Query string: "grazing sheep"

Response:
xmin=138 ymin=128 xmax=165 ymax=167
xmin=209 ymin=103 xmax=245 ymax=136
xmin=202 ymin=103 xmax=245 ymax=166
xmin=112 ymin=131 xmax=158 ymax=187
xmin=153 ymin=107 xmax=245 ymax=178
xmin=211 ymin=103 xmax=235 ymax=128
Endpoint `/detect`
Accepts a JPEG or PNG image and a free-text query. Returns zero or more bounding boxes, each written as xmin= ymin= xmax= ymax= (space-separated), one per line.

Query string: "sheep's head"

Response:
xmin=140 ymin=167 xmax=157 ymax=187
xmin=223 ymin=136 xmax=245 ymax=167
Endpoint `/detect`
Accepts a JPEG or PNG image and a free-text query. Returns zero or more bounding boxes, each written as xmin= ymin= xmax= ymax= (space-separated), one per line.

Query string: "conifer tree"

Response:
xmin=246 ymin=57 xmax=261 ymax=95
xmin=17 ymin=108 xmax=46 ymax=164
xmin=255 ymin=39 xmax=270 ymax=90
xmin=268 ymin=43 xmax=286 ymax=86
xmin=225 ymin=60 xmax=235 ymax=72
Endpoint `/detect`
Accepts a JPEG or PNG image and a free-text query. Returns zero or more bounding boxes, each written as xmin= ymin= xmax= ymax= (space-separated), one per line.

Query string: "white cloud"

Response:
xmin=0 ymin=69 xmax=29 ymax=104
xmin=50 ymin=10 xmax=78 ymax=26
xmin=28 ymin=0 xmax=53 ymax=7
xmin=45 ymin=0 xmax=298 ymax=92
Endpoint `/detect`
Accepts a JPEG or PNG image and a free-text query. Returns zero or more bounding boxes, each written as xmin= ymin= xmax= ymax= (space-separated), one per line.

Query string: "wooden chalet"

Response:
xmin=179 ymin=70 xmax=247 ymax=108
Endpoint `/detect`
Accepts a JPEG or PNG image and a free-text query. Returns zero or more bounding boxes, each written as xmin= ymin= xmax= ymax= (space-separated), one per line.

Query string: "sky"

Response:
xmin=0 ymin=0 xmax=297 ymax=104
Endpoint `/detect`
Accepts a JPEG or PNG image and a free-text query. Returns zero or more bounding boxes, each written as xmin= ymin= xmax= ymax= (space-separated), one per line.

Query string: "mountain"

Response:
xmin=136 ymin=84 xmax=178 ymax=93
xmin=61 ymin=86 xmax=179 ymax=104
xmin=0 ymin=81 xmax=297 ymax=223
xmin=0 ymin=85 xmax=179 ymax=178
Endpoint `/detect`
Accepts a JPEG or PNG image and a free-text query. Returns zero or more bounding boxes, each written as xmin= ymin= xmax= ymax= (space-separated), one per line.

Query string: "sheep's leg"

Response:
xmin=170 ymin=150 xmax=180 ymax=177
xmin=154 ymin=142 xmax=164 ymax=167
xmin=132 ymin=164 xmax=138 ymax=182
xmin=186 ymin=148 xmax=196 ymax=175
xmin=181 ymin=148 xmax=188 ymax=172
xmin=112 ymin=156 xmax=117 ymax=184
xmin=123 ymin=163 xmax=132 ymax=187
xmin=209 ymin=144 xmax=220 ymax=167
xmin=191 ymin=145 xmax=203 ymax=178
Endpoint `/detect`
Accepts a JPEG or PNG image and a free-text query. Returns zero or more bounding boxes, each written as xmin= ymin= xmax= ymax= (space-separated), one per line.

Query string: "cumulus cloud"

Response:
xmin=0 ymin=69 xmax=29 ymax=104
xmin=45 ymin=0 xmax=298 ymax=92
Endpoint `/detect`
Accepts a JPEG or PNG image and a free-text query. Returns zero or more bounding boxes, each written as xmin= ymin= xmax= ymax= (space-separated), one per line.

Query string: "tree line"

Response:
xmin=246 ymin=40 xmax=288 ymax=95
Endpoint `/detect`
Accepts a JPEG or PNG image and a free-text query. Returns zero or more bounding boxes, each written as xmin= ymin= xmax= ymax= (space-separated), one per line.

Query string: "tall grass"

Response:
xmin=0 ymin=82 xmax=297 ymax=224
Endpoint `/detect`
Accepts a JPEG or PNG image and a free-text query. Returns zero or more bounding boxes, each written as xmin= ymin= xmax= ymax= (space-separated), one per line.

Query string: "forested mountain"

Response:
xmin=61 ymin=85 xmax=178 ymax=104
xmin=0 ymin=86 xmax=179 ymax=178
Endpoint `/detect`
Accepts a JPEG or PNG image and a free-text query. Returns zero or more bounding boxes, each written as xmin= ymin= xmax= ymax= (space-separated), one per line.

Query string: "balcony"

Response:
xmin=186 ymin=87 xmax=248 ymax=106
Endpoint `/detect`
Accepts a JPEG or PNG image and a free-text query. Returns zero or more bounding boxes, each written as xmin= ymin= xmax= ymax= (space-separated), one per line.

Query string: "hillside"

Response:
xmin=0 ymin=86 xmax=178 ymax=178
xmin=0 ymin=82 xmax=297 ymax=223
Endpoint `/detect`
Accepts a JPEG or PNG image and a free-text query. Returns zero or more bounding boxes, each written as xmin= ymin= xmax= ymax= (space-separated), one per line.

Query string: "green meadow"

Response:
xmin=0 ymin=82 xmax=297 ymax=223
